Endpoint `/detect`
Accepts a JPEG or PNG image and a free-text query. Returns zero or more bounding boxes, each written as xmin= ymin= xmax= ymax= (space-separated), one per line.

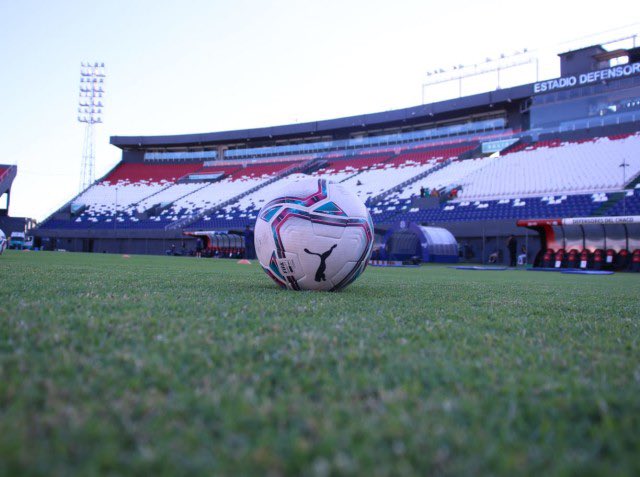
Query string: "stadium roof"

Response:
xmin=110 ymin=42 xmax=640 ymax=150
xmin=110 ymin=83 xmax=533 ymax=150
xmin=0 ymin=164 xmax=17 ymax=199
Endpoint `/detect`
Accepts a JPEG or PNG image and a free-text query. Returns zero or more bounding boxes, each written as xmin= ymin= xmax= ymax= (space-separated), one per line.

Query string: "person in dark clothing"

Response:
xmin=244 ymin=225 xmax=255 ymax=259
xmin=507 ymin=235 xmax=517 ymax=267
xmin=195 ymin=238 xmax=203 ymax=258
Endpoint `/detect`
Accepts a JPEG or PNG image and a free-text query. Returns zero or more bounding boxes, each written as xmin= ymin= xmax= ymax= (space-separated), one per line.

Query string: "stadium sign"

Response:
xmin=533 ymin=62 xmax=640 ymax=94
xmin=517 ymin=216 xmax=640 ymax=227
xmin=563 ymin=216 xmax=640 ymax=226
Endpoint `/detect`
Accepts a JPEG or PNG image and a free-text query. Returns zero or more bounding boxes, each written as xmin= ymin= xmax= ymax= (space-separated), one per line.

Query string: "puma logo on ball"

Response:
xmin=304 ymin=244 xmax=337 ymax=282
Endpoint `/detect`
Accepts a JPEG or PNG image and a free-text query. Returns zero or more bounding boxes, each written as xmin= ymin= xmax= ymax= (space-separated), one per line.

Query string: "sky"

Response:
xmin=1 ymin=0 xmax=639 ymax=221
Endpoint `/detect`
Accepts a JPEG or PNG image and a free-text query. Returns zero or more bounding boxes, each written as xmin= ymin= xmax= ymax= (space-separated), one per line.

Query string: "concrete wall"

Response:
xmin=37 ymin=236 xmax=198 ymax=256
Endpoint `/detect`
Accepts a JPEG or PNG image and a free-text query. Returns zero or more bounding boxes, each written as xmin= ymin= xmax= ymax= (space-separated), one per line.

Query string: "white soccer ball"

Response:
xmin=254 ymin=177 xmax=374 ymax=291
xmin=0 ymin=229 xmax=6 ymax=255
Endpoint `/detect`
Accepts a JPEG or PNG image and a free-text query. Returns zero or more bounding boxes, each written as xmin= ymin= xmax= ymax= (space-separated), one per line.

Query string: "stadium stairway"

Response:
xmin=625 ymin=171 xmax=640 ymax=190
xmin=128 ymin=182 xmax=176 ymax=213
xmin=367 ymin=158 xmax=452 ymax=206
xmin=126 ymin=164 xmax=241 ymax=214
xmin=499 ymin=137 xmax=529 ymax=156
xmin=335 ymin=153 xmax=397 ymax=184
xmin=605 ymin=189 xmax=640 ymax=216
xmin=167 ymin=156 xmax=322 ymax=230
xmin=144 ymin=181 xmax=213 ymax=216
xmin=591 ymin=191 xmax=626 ymax=216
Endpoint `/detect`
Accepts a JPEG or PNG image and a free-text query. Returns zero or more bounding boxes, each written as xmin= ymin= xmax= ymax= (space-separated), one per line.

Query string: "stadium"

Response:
xmin=31 ymin=42 xmax=640 ymax=270
xmin=3 ymin=10 xmax=640 ymax=476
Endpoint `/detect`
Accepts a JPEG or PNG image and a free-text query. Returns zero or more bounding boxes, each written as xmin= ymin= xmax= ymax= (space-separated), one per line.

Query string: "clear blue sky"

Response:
xmin=1 ymin=0 xmax=638 ymax=221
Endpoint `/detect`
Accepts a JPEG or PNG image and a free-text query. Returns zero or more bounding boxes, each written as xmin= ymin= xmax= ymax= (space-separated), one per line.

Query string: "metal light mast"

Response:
xmin=78 ymin=62 xmax=106 ymax=191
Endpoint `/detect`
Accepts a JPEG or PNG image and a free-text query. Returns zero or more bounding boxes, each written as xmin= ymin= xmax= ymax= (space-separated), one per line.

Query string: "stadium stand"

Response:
xmin=37 ymin=128 xmax=640 ymax=239
xmin=0 ymin=164 xmax=37 ymax=240
xmin=0 ymin=164 xmax=17 ymax=198
xmin=34 ymin=41 xmax=640 ymax=260
xmin=455 ymin=134 xmax=640 ymax=200
xmin=40 ymin=158 xmax=308 ymax=231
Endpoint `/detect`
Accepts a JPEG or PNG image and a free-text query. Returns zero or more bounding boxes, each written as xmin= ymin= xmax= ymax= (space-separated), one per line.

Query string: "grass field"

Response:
xmin=1 ymin=250 xmax=639 ymax=476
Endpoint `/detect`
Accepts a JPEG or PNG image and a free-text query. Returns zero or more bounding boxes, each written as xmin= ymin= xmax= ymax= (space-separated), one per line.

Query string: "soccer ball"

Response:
xmin=254 ymin=177 xmax=374 ymax=291
xmin=0 ymin=229 xmax=6 ymax=255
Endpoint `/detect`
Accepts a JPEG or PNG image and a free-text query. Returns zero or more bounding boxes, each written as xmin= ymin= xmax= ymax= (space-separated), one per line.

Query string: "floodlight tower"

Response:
xmin=78 ymin=62 xmax=106 ymax=191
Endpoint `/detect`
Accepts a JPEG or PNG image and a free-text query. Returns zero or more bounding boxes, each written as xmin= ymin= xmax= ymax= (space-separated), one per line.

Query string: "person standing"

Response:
xmin=507 ymin=235 xmax=517 ymax=267
xmin=244 ymin=225 xmax=255 ymax=259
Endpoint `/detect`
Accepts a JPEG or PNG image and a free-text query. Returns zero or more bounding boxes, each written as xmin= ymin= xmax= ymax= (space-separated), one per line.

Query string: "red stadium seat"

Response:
xmin=542 ymin=248 xmax=554 ymax=268
xmin=579 ymin=250 xmax=591 ymax=269
xmin=631 ymin=250 xmax=640 ymax=273
xmin=566 ymin=249 xmax=579 ymax=268
xmin=554 ymin=249 xmax=566 ymax=268
xmin=604 ymin=249 xmax=617 ymax=270
xmin=592 ymin=249 xmax=604 ymax=270
xmin=104 ymin=162 xmax=204 ymax=183
xmin=616 ymin=249 xmax=630 ymax=270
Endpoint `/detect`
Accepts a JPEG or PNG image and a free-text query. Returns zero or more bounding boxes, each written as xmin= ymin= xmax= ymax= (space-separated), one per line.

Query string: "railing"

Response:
xmin=144 ymin=150 xmax=218 ymax=161
xmin=224 ymin=118 xmax=506 ymax=159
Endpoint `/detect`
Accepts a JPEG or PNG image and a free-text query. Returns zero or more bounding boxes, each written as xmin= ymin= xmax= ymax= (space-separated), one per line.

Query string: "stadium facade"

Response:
xmin=0 ymin=164 xmax=36 ymax=239
xmin=34 ymin=43 xmax=640 ymax=265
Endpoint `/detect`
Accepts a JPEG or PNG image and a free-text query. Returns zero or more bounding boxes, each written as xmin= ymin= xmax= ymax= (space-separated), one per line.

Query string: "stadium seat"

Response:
xmin=37 ymin=131 xmax=640 ymax=233
xmin=554 ymin=249 xmax=566 ymax=268
xmin=631 ymin=250 xmax=640 ymax=273
xmin=592 ymin=249 xmax=605 ymax=270
xmin=579 ymin=250 xmax=591 ymax=269
xmin=542 ymin=249 xmax=555 ymax=268
xmin=604 ymin=249 xmax=616 ymax=270
xmin=616 ymin=249 xmax=630 ymax=270
xmin=565 ymin=249 xmax=580 ymax=268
